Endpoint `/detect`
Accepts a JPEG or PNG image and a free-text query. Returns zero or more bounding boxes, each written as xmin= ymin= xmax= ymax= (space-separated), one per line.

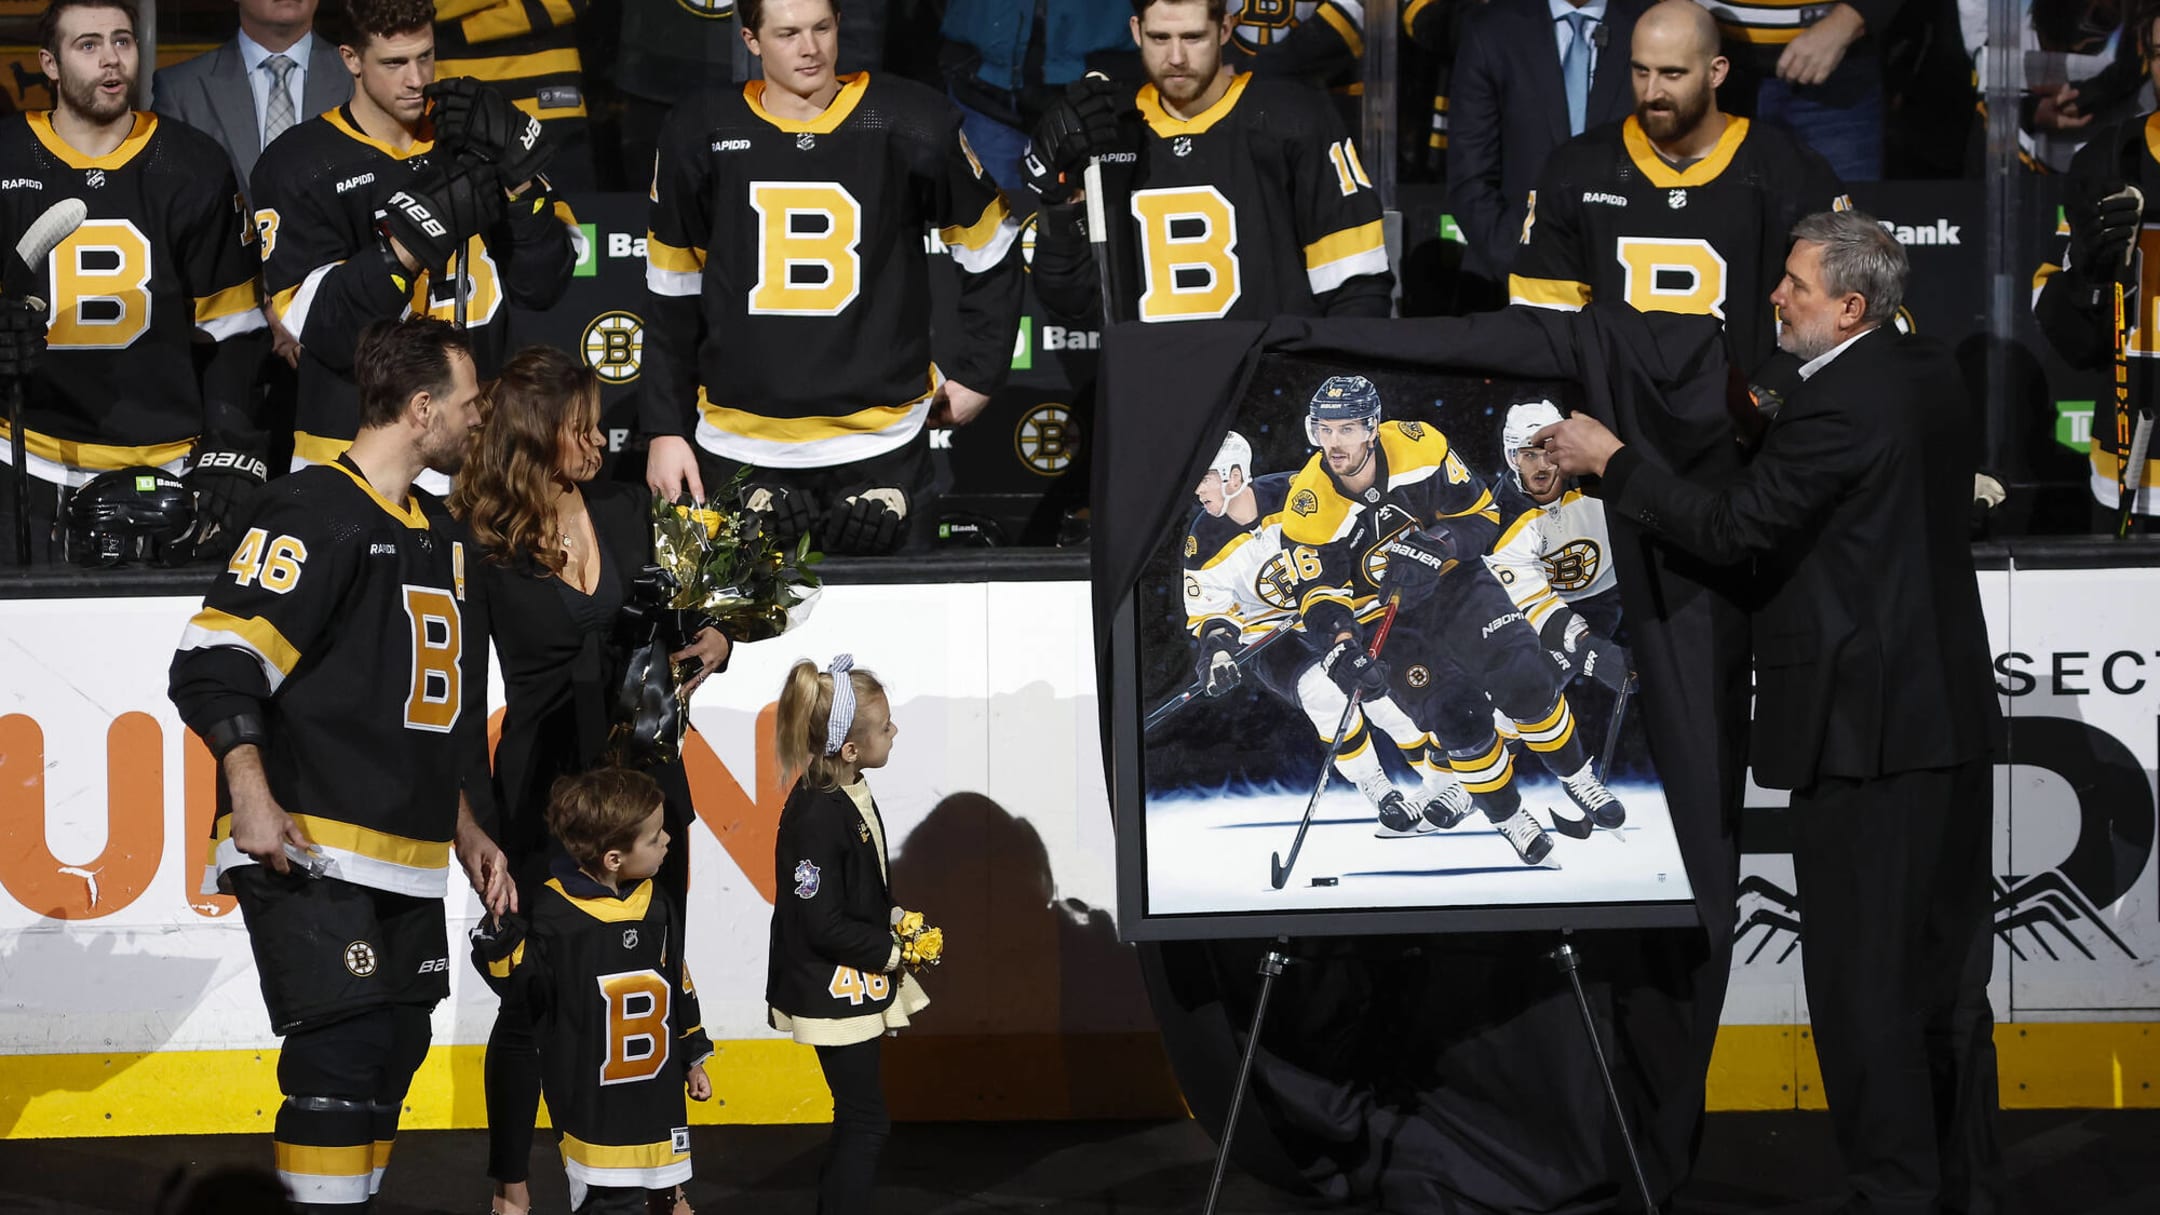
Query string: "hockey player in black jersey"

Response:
xmin=251 ymin=0 xmax=577 ymax=491
xmin=170 ymin=318 xmax=512 ymax=1213
xmin=1182 ymin=430 xmax=1472 ymax=835
xmin=1 ymin=0 xmax=269 ymax=564
xmin=1486 ymin=400 xmax=1630 ymax=693
xmin=1282 ymin=377 xmax=1628 ymax=864
xmin=1509 ymin=1 xmax=1848 ymax=377
xmin=641 ymin=0 xmax=1024 ymax=557
xmin=1025 ymin=0 xmax=1393 ymax=326
xmin=472 ymin=768 xmax=713 ymax=1215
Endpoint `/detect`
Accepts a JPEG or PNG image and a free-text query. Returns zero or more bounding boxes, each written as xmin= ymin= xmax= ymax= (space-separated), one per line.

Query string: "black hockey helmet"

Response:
xmin=64 ymin=466 xmax=196 ymax=567
xmin=1306 ymin=375 xmax=1382 ymax=444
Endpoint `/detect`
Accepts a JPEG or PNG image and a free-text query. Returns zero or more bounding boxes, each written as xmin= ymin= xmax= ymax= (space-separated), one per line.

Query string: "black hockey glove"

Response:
xmin=822 ymin=482 xmax=908 ymax=556
xmin=425 ymin=77 xmax=556 ymax=189
xmin=1023 ymin=77 xmax=1126 ymax=204
xmin=182 ymin=448 xmax=270 ymax=562
xmin=745 ymin=482 xmax=821 ymax=548
xmin=2068 ymin=179 xmax=2144 ymax=282
xmin=380 ymin=163 xmax=505 ymax=274
xmin=468 ymin=910 xmax=528 ymax=968
xmin=1378 ymin=524 xmax=1459 ymax=597
xmin=1321 ymin=633 xmax=1390 ymax=698
xmin=1541 ymin=610 xmax=1631 ymax=692
xmin=0 ymin=296 xmax=45 ymax=382
xmin=1195 ymin=623 xmax=1242 ymax=696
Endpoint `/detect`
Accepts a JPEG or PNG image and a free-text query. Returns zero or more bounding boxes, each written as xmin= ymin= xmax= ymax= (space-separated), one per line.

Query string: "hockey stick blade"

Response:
xmin=1549 ymin=807 xmax=1596 ymax=840
xmin=1269 ymin=852 xmax=1289 ymax=890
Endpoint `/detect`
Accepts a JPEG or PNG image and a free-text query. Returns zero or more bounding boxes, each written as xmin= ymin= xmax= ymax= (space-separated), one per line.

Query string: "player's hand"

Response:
xmin=1321 ymin=635 xmax=1390 ymax=698
xmin=0 ymin=296 xmax=48 ymax=382
xmin=183 ymin=449 xmax=269 ymax=562
xmin=1775 ymin=6 xmax=1864 ymax=86
xmin=686 ymin=1064 xmax=712 ymax=1102
xmin=645 ymin=434 xmax=707 ymax=503
xmin=1195 ymin=625 xmax=1242 ymax=695
xmin=379 ymin=164 xmax=504 ymax=274
xmin=228 ymin=772 xmax=318 ymax=876
xmin=425 ymin=77 xmax=555 ymax=187
xmin=2070 ymin=181 xmax=2145 ymax=276
xmin=1024 ymin=77 xmax=1126 ymax=203
xmin=2034 ymin=84 xmax=2094 ymax=134
xmin=670 ymin=626 xmax=731 ymax=698
xmin=928 ymin=380 xmax=991 ymax=428
xmin=455 ymin=803 xmax=517 ymax=917
xmin=823 ymin=483 xmax=908 ymax=555
xmin=1531 ymin=414 xmax=1623 ymax=478
xmin=1379 ymin=525 xmax=1458 ymax=596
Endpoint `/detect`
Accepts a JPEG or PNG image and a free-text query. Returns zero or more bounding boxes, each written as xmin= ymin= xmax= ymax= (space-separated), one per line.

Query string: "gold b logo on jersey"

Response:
xmin=1543 ymin=539 xmax=1603 ymax=593
xmin=582 ymin=311 xmax=644 ymax=383
xmin=748 ymin=181 xmax=862 ymax=315
xmin=1131 ymin=186 xmax=1241 ymax=322
xmin=46 ymin=219 xmax=153 ymax=350
xmin=1615 ymin=236 xmax=1728 ymax=319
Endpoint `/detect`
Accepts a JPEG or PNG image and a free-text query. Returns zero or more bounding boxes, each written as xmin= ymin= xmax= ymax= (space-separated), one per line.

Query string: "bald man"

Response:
xmin=1508 ymin=0 xmax=1851 ymax=378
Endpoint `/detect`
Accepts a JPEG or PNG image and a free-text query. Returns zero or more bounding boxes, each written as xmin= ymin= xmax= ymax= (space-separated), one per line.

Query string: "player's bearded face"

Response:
xmin=1635 ymin=67 xmax=1712 ymax=142
xmin=1135 ymin=6 xmax=1227 ymax=108
xmin=1514 ymin=448 xmax=1562 ymax=503
xmin=1313 ymin=420 xmax=1375 ymax=478
xmin=421 ymin=353 xmax=484 ymax=475
xmin=46 ymin=13 xmax=138 ymax=124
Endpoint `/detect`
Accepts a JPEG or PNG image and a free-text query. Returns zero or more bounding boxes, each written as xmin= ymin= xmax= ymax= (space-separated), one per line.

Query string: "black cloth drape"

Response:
xmin=1093 ymin=305 xmax=1755 ymax=1210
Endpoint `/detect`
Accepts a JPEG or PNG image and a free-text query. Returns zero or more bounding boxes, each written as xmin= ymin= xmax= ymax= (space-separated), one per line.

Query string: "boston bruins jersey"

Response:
xmin=476 ymin=862 xmax=711 ymax=1203
xmin=1509 ymin=115 xmax=1847 ymax=375
xmin=1485 ymin=481 xmax=1617 ymax=633
xmin=0 ymin=111 xmax=264 ymax=486
xmin=1228 ymin=1 xmax=1365 ymax=111
xmin=1183 ymin=472 xmax=1297 ymax=644
xmin=1034 ymin=72 xmax=1391 ymax=327
xmin=643 ymin=72 xmax=1024 ymax=469
xmin=432 ymin=0 xmax=589 ymax=126
xmin=251 ymin=106 xmax=578 ymax=466
xmin=1280 ymin=420 xmax=1501 ymax=625
xmin=169 ymin=457 xmax=489 ymax=898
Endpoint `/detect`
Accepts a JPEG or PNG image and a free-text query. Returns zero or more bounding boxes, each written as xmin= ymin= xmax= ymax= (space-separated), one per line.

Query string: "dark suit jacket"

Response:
xmin=1447 ymin=0 xmax=1647 ymax=281
xmin=153 ymin=33 xmax=351 ymax=203
xmin=1601 ymin=325 xmax=1996 ymax=789
xmin=475 ymin=481 xmax=697 ymax=870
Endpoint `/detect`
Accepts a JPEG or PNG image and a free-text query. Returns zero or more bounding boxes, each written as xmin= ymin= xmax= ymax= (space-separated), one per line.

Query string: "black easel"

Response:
xmin=1199 ymin=932 xmax=1661 ymax=1215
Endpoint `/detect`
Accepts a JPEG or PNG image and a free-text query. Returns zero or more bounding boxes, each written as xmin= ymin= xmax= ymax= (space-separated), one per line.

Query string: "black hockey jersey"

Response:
xmin=643 ymin=72 xmax=1024 ymax=470
xmin=1228 ymin=0 xmax=1365 ymax=120
xmin=0 ymin=111 xmax=264 ymax=482
xmin=250 ymin=106 xmax=578 ymax=464
xmin=1509 ymin=115 xmax=1848 ymax=375
xmin=475 ymin=860 xmax=711 ymax=1201
xmin=1279 ymin=419 xmax=1501 ymax=627
xmin=432 ymin=0 xmax=590 ymax=126
xmin=169 ymin=457 xmax=490 ymax=898
xmin=767 ymin=780 xmax=905 ymax=1024
xmin=1033 ymin=71 xmax=1393 ymax=326
xmin=2033 ymin=111 xmax=2160 ymax=515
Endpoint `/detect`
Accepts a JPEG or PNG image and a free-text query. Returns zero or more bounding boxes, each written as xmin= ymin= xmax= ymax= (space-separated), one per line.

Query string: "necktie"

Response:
xmin=1562 ymin=13 xmax=1592 ymax=137
xmin=263 ymin=54 xmax=297 ymax=148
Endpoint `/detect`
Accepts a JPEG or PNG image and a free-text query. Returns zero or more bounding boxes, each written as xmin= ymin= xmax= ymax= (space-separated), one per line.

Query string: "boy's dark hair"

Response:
xmin=36 ymin=0 xmax=138 ymax=56
xmin=340 ymin=0 xmax=435 ymax=50
xmin=1130 ymin=0 xmax=1228 ymax=20
xmin=353 ymin=318 xmax=471 ymax=431
xmin=547 ymin=768 xmax=665 ymax=868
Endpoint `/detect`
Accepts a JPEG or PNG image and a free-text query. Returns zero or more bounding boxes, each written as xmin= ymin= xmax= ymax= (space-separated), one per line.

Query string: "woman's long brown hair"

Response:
xmin=449 ymin=346 xmax=601 ymax=574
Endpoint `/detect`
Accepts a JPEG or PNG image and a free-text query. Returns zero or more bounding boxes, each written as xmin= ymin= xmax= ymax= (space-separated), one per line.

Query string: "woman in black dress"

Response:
xmin=451 ymin=347 xmax=730 ymax=1215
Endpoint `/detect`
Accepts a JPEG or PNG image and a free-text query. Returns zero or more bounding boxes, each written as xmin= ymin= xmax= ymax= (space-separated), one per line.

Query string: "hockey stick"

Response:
xmin=2114 ymin=185 xmax=2146 ymax=537
xmin=1145 ymin=618 xmax=1301 ymax=734
xmin=1271 ymin=591 xmax=1402 ymax=891
xmin=1084 ymin=154 xmax=1119 ymax=326
xmin=6 ymin=199 xmax=87 ymax=564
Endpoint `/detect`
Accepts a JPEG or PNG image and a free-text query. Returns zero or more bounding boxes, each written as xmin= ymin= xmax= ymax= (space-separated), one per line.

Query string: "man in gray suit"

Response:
xmin=155 ymin=1 xmax=350 ymax=370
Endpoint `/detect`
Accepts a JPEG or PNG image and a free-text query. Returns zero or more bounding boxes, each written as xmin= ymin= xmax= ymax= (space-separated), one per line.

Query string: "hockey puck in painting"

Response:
xmin=1310 ymin=876 xmax=1339 ymax=887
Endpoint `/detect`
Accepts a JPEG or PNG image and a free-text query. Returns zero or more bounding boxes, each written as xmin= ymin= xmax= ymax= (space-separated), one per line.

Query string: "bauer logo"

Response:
xmin=1016 ymin=403 xmax=1078 ymax=475
xmin=582 ymin=311 xmax=644 ymax=384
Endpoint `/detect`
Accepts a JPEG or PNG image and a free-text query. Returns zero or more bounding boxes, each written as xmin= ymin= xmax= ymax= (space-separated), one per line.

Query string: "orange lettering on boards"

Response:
xmin=0 ymin=713 xmax=164 ymax=919
xmin=683 ymin=703 xmax=787 ymax=904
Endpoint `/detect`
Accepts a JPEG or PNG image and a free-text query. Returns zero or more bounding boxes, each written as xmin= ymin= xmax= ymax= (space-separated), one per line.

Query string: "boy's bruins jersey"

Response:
xmin=644 ymin=72 xmax=1024 ymax=469
xmin=1281 ymin=420 xmax=1501 ymax=624
xmin=169 ymin=457 xmax=489 ymax=898
xmin=251 ymin=106 xmax=579 ymax=464
xmin=432 ymin=0 xmax=589 ymax=125
xmin=1034 ymin=71 xmax=1392 ymax=326
xmin=1485 ymin=480 xmax=1617 ymax=632
xmin=475 ymin=862 xmax=711 ymax=1203
xmin=0 ymin=111 xmax=263 ymax=485
xmin=1183 ymin=473 xmax=1296 ymax=643
xmin=1509 ymin=115 xmax=1847 ymax=375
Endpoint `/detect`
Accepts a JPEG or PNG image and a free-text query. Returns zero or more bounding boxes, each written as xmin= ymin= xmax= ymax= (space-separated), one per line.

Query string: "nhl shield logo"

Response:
xmin=85 ymin=169 xmax=106 ymax=189
xmin=1173 ymin=136 xmax=1194 ymax=157
xmin=793 ymin=859 xmax=821 ymax=899
xmin=796 ymin=132 xmax=816 ymax=151
xmin=622 ymin=928 xmax=640 ymax=950
xmin=344 ymin=941 xmax=379 ymax=978
xmin=1667 ymin=189 xmax=1688 ymax=210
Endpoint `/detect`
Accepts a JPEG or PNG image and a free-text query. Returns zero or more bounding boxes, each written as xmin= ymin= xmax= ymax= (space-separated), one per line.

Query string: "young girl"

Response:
xmin=768 ymin=656 xmax=941 ymax=1213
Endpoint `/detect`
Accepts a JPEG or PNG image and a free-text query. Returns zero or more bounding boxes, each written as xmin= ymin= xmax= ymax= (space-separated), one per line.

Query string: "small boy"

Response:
xmin=472 ymin=768 xmax=713 ymax=1215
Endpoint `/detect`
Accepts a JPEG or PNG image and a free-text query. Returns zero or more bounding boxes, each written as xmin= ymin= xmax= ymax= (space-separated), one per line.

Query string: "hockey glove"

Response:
xmin=823 ymin=482 xmax=909 ymax=556
xmin=1195 ymin=623 xmax=1242 ymax=696
xmin=745 ymin=482 xmax=820 ymax=548
xmin=1542 ymin=611 xmax=1631 ymax=693
xmin=1378 ymin=524 xmax=1459 ymax=597
xmin=1321 ymin=634 xmax=1390 ymax=698
xmin=182 ymin=449 xmax=270 ymax=562
xmin=380 ymin=164 xmax=505 ymax=274
xmin=2069 ymin=180 xmax=2145 ymax=280
xmin=0 ymin=296 xmax=45 ymax=382
xmin=1023 ymin=77 xmax=1126 ymax=204
xmin=468 ymin=911 xmax=529 ymax=971
xmin=425 ymin=77 xmax=555 ymax=188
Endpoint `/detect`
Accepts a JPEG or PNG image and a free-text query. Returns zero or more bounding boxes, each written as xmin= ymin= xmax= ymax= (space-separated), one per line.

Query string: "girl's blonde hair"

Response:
xmin=776 ymin=659 xmax=886 ymax=790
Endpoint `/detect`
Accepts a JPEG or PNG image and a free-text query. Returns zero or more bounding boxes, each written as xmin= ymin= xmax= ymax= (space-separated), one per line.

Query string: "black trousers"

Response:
xmin=813 ymin=1037 xmax=889 ymax=1215
xmin=1790 ymin=759 xmax=2003 ymax=1215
